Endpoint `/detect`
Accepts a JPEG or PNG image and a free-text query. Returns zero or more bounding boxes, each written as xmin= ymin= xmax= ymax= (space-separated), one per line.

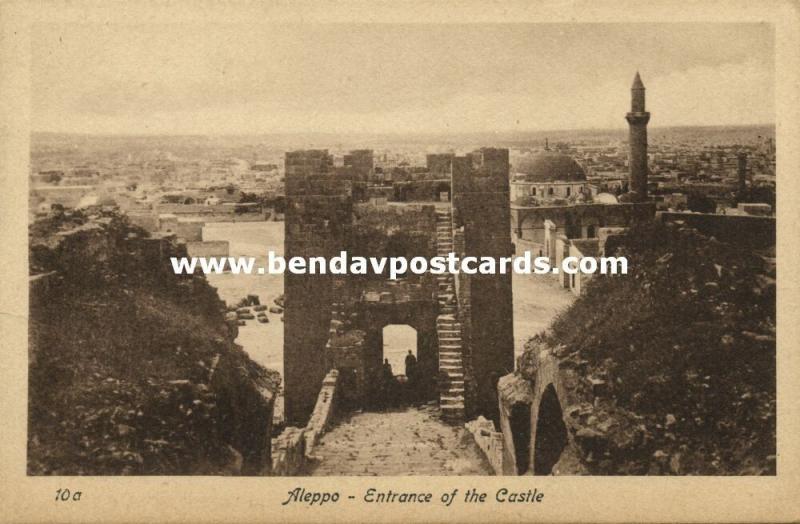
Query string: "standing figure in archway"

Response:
xmin=381 ymin=358 xmax=395 ymax=409
xmin=405 ymin=350 xmax=418 ymax=402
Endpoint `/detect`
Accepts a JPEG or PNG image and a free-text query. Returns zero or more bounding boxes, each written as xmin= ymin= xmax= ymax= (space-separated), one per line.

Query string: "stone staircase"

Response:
xmin=435 ymin=208 xmax=465 ymax=422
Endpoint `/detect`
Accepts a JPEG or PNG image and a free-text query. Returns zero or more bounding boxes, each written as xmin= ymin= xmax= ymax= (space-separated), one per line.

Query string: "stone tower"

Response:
xmin=451 ymin=148 xmax=515 ymax=421
xmin=625 ymin=72 xmax=650 ymax=201
xmin=283 ymin=150 xmax=353 ymax=425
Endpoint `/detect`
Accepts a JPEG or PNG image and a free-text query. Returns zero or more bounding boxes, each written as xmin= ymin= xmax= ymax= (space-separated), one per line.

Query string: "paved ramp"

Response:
xmin=308 ymin=404 xmax=492 ymax=476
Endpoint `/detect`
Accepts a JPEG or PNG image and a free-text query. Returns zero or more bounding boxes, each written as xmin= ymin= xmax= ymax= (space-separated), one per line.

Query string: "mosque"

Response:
xmin=509 ymin=72 xmax=656 ymax=295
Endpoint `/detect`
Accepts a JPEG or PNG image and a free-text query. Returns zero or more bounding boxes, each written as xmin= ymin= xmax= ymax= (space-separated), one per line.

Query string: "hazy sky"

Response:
xmin=32 ymin=23 xmax=774 ymax=135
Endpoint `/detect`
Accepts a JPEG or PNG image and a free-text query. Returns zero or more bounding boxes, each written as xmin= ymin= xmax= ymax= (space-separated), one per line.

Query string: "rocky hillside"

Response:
xmin=28 ymin=208 xmax=280 ymax=475
xmin=518 ymin=219 xmax=775 ymax=475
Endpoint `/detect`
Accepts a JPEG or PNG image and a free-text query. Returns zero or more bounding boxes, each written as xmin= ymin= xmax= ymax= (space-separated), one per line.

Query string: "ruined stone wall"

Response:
xmin=270 ymin=369 xmax=340 ymax=475
xmin=496 ymin=374 xmax=534 ymax=475
xmin=465 ymin=416 xmax=504 ymax=475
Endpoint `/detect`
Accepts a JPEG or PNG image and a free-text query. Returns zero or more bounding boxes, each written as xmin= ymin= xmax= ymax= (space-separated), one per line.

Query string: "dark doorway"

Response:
xmin=533 ymin=385 xmax=568 ymax=475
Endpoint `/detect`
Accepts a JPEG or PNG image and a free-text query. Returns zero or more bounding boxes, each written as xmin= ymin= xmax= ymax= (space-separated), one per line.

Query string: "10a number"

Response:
xmin=55 ymin=488 xmax=82 ymax=501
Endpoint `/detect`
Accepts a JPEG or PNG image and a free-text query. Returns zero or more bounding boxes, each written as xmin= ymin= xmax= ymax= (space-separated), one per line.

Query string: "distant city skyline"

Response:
xmin=32 ymin=23 xmax=774 ymax=135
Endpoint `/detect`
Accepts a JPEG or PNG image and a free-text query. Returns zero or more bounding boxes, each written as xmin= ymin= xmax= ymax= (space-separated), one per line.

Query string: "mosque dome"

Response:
xmin=513 ymin=153 xmax=587 ymax=183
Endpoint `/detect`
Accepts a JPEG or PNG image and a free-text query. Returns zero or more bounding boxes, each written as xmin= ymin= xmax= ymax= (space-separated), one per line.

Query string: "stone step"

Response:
xmin=440 ymin=396 xmax=465 ymax=405
xmin=441 ymin=410 xmax=465 ymax=421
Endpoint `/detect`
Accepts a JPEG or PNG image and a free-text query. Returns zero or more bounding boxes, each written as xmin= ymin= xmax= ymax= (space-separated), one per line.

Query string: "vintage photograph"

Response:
xmin=27 ymin=20 xmax=776 ymax=478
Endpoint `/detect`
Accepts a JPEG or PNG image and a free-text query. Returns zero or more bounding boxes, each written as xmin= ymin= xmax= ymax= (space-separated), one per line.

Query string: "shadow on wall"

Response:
xmin=533 ymin=384 xmax=568 ymax=475
xmin=510 ymin=403 xmax=531 ymax=475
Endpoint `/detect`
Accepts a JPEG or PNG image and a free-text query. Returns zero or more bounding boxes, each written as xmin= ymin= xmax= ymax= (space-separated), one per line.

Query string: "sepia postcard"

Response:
xmin=1 ymin=0 xmax=799 ymax=522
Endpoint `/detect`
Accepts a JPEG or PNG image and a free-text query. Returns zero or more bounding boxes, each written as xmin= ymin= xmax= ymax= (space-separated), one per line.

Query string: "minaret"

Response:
xmin=625 ymin=72 xmax=650 ymax=201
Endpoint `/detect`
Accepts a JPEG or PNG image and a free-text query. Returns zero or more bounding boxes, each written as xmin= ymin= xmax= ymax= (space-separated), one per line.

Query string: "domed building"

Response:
xmin=510 ymin=152 xmax=589 ymax=204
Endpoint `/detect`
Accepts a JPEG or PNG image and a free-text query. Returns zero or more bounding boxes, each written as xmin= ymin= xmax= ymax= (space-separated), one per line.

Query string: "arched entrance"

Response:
xmin=382 ymin=324 xmax=417 ymax=377
xmin=380 ymin=324 xmax=428 ymax=407
xmin=533 ymin=384 xmax=568 ymax=475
